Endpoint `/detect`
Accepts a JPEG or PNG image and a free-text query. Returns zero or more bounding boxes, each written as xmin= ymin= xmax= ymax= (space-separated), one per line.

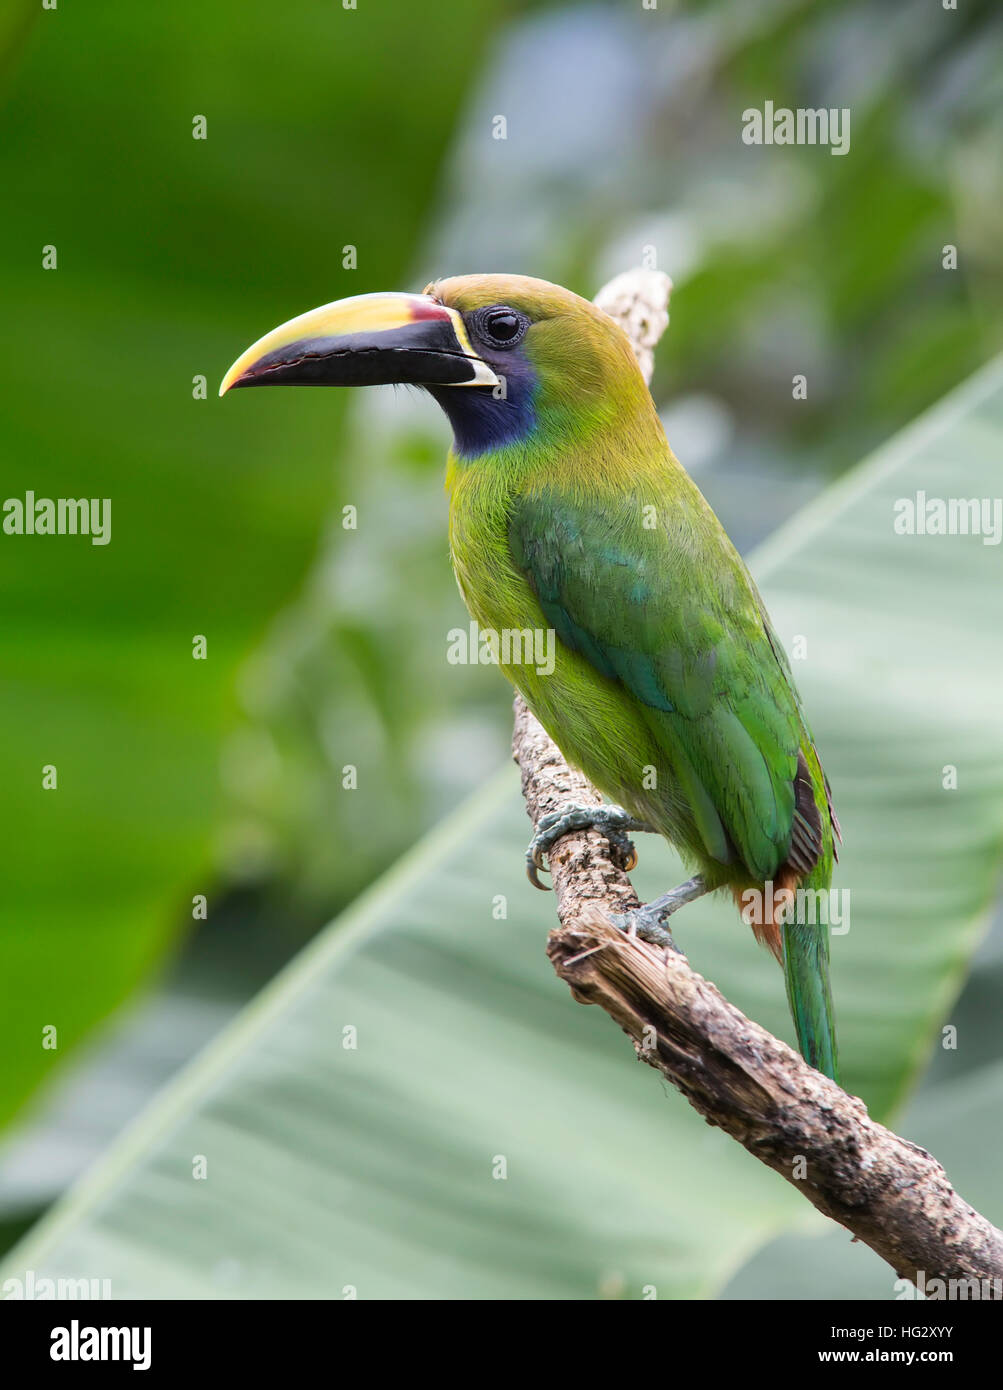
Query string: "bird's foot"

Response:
xmin=526 ymin=803 xmax=654 ymax=890
xmin=610 ymin=874 xmax=710 ymax=952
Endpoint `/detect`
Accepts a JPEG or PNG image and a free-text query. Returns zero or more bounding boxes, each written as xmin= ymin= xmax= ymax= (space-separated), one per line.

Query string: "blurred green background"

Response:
xmin=1 ymin=0 xmax=1002 ymax=1297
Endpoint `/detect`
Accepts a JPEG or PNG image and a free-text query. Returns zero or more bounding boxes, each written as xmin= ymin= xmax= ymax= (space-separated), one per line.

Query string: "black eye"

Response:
xmin=477 ymin=306 xmax=528 ymax=348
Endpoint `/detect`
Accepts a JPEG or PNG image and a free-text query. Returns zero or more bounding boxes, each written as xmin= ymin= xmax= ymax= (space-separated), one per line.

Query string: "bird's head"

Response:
xmin=220 ymin=273 xmax=654 ymax=458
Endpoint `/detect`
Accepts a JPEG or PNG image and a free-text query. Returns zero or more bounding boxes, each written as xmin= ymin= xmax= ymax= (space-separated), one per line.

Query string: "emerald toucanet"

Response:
xmin=220 ymin=274 xmax=841 ymax=1080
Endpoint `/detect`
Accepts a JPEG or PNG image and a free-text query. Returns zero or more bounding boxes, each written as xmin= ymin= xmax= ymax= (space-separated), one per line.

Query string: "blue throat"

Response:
xmin=428 ymin=359 xmax=537 ymax=457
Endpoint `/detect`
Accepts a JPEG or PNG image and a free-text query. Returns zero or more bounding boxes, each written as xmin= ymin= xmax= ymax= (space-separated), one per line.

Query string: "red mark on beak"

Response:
xmin=409 ymin=299 xmax=451 ymax=322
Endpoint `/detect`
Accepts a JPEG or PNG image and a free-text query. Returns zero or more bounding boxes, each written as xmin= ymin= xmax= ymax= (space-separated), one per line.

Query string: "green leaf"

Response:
xmin=6 ymin=359 xmax=1003 ymax=1298
xmin=0 ymin=0 xmax=495 ymax=1130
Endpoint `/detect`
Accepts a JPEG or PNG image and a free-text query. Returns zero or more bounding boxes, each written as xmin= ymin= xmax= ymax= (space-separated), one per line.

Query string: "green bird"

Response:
xmin=220 ymin=273 xmax=841 ymax=1080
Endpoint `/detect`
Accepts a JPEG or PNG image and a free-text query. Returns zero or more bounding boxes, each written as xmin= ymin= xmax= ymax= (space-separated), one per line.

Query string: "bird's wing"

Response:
xmin=509 ymin=483 xmax=825 ymax=882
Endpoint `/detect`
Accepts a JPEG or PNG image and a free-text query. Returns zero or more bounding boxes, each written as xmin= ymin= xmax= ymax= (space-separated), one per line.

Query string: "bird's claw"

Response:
xmin=525 ymin=803 xmax=647 ymax=890
xmin=526 ymin=840 xmax=551 ymax=891
xmin=609 ymin=907 xmax=681 ymax=953
xmin=609 ymin=874 xmax=709 ymax=950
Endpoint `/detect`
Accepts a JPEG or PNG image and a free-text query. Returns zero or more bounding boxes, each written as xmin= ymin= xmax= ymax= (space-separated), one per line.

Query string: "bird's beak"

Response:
xmin=219 ymin=291 xmax=499 ymax=396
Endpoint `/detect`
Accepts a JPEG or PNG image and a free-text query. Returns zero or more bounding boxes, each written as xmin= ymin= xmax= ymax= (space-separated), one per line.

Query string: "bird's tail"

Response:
xmin=781 ymin=865 xmax=839 ymax=1083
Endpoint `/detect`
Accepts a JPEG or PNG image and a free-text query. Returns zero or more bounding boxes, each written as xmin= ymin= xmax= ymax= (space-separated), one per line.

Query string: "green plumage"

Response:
xmin=223 ymin=268 xmax=841 ymax=1079
xmin=439 ymin=274 xmax=840 ymax=1080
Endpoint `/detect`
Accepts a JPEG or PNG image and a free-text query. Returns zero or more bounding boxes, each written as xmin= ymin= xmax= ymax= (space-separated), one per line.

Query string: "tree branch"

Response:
xmin=509 ymin=270 xmax=1003 ymax=1293
xmin=513 ymin=697 xmax=1003 ymax=1289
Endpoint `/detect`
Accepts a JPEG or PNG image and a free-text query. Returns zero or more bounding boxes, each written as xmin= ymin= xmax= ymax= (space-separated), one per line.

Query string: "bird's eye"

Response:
xmin=477 ymin=306 xmax=528 ymax=348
